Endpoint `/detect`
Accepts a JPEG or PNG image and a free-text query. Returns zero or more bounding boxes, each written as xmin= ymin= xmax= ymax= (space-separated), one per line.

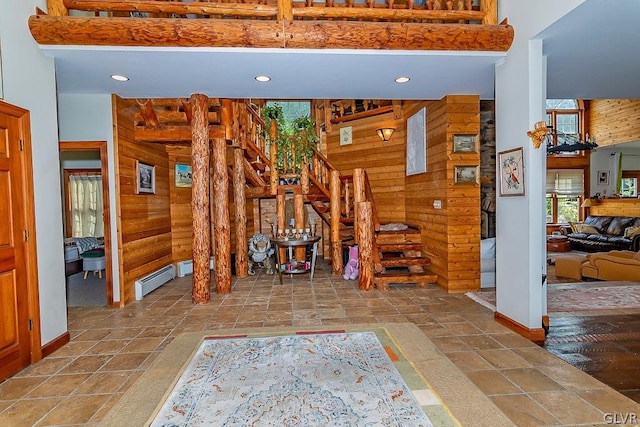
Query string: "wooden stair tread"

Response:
xmin=377 ymin=243 xmax=424 ymax=252
xmin=373 ymin=271 xmax=438 ymax=283
xmin=380 ymin=256 xmax=431 ymax=267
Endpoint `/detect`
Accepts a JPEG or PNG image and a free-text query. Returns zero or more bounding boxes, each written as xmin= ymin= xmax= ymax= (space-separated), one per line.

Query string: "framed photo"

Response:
xmin=498 ymin=147 xmax=525 ymax=196
xmin=453 ymin=134 xmax=478 ymax=153
xmin=175 ymin=163 xmax=192 ymax=188
xmin=406 ymin=107 xmax=427 ymax=176
xmin=454 ymin=165 xmax=479 ymax=184
xmin=597 ymin=170 xmax=610 ymax=185
xmin=136 ymin=161 xmax=155 ymax=194
xmin=339 ymin=126 xmax=352 ymax=146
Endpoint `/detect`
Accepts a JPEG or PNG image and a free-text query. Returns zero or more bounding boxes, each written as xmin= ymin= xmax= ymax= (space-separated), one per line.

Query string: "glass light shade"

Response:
xmin=376 ymin=127 xmax=395 ymax=142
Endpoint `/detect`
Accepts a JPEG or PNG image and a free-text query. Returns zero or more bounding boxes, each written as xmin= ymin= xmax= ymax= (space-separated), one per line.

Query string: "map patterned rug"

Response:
xmin=151 ymin=332 xmax=442 ymax=426
xmin=150 ymin=331 xmax=445 ymax=426
xmin=467 ymin=283 xmax=640 ymax=313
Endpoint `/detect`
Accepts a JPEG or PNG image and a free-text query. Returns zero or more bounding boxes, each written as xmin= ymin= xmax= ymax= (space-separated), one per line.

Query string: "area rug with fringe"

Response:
xmin=466 ymin=281 xmax=640 ymax=313
xmin=99 ymin=324 xmax=513 ymax=427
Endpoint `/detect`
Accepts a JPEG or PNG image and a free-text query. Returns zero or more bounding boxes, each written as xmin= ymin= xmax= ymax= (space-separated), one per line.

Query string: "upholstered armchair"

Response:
xmin=581 ymin=250 xmax=640 ymax=281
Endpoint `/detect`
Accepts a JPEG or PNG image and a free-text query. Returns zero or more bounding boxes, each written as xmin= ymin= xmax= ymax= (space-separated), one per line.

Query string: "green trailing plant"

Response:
xmin=260 ymin=103 xmax=318 ymax=176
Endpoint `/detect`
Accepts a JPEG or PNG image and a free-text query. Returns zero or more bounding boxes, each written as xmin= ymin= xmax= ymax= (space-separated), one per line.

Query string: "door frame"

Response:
xmin=59 ymin=141 xmax=114 ymax=306
xmin=0 ymin=100 xmax=42 ymax=366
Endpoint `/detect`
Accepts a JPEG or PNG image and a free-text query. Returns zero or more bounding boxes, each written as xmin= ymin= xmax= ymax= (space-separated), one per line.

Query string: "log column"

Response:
xmin=269 ymin=120 xmax=279 ymax=195
xmin=213 ymin=137 xmax=232 ymax=294
xmin=357 ymin=202 xmax=374 ymax=291
xmin=294 ymin=192 xmax=305 ymax=261
xmin=233 ymin=147 xmax=248 ymax=278
xmin=190 ymin=93 xmax=211 ymax=304
xmin=330 ymin=170 xmax=343 ymax=275
xmin=353 ymin=168 xmax=365 ymax=244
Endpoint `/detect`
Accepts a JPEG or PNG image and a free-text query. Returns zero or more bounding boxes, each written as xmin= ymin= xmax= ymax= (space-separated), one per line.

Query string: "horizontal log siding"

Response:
xmin=167 ymin=145 xmax=193 ymax=264
xmin=326 ymin=110 xmax=406 ymax=224
xmin=590 ymin=199 xmax=640 ymax=217
xmin=588 ymin=100 xmax=640 ymax=147
xmin=114 ymin=95 xmax=173 ymax=304
xmin=405 ymin=96 xmax=481 ymax=292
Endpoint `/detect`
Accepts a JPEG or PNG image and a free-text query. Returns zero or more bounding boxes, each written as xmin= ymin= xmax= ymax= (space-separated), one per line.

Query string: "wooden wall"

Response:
xmin=588 ymin=99 xmax=640 ymax=147
xmin=167 ymin=145 xmax=193 ymax=263
xmin=405 ymin=96 xmax=481 ymax=292
xmin=590 ymin=199 xmax=640 ymax=217
xmin=113 ymin=95 xmax=173 ymax=305
xmin=326 ymin=109 xmax=407 ymax=223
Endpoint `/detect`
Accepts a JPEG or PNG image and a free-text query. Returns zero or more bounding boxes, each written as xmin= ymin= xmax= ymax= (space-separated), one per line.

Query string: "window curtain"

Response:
xmin=70 ymin=175 xmax=104 ymax=237
xmin=612 ymin=152 xmax=623 ymax=195
xmin=546 ymin=169 xmax=584 ymax=196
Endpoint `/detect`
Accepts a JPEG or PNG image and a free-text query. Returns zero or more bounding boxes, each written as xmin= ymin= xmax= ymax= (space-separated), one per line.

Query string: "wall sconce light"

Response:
xmin=376 ymin=127 xmax=395 ymax=142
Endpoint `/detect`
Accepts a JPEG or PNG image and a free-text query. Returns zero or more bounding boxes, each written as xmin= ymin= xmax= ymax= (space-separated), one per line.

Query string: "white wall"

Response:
xmin=589 ymin=144 xmax=640 ymax=197
xmin=58 ymin=94 xmax=120 ymax=302
xmin=494 ymin=0 xmax=586 ymax=329
xmin=0 ymin=0 xmax=67 ymax=345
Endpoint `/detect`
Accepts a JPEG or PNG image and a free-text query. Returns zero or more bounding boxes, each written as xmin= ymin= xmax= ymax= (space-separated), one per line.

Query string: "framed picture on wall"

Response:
xmin=454 ymin=165 xmax=479 ymax=184
xmin=498 ymin=147 xmax=525 ymax=196
xmin=136 ymin=161 xmax=156 ymax=194
xmin=175 ymin=164 xmax=192 ymax=188
xmin=452 ymin=134 xmax=478 ymax=153
xmin=406 ymin=107 xmax=427 ymax=176
xmin=597 ymin=170 xmax=610 ymax=185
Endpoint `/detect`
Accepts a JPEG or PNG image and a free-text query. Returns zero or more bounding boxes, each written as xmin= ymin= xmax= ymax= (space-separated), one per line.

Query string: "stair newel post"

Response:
xmin=233 ymin=147 xmax=248 ymax=278
xmin=353 ymin=168 xmax=366 ymax=244
xmin=276 ymin=190 xmax=286 ymax=263
xmin=357 ymin=202 xmax=374 ymax=291
xmin=269 ymin=119 xmax=279 ymax=195
xmin=480 ymin=0 xmax=497 ymax=25
xmin=330 ymin=170 xmax=343 ymax=275
xmin=344 ymin=179 xmax=351 ymax=219
xmin=301 ymin=153 xmax=310 ymax=194
xmin=294 ymin=193 xmax=306 ymax=261
xmin=190 ymin=94 xmax=211 ymax=304
xmin=47 ymin=0 xmax=68 ymax=16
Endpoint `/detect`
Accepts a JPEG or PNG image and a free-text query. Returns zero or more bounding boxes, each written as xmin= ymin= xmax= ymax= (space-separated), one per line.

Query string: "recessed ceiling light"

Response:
xmin=395 ymin=76 xmax=410 ymax=83
xmin=255 ymin=75 xmax=271 ymax=82
xmin=110 ymin=74 xmax=129 ymax=82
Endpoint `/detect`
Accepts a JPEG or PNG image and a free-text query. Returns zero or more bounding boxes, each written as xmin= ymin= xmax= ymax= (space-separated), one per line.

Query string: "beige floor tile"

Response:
xmin=0 ymin=397 xmax=61 ymax=427
xmin=59 ymin=355 xmax=113 ymax=375
xmin=26 ymin=373 xmax=91 ymax=398
xmin=476 ymin=349 xmax=533 ymax=369
xmin=490 ymin=394 xmax=560 ymax=426
xmin=0 ymin=377 xmax=48 ymax=400
xmin=74 ymin=372 xmax=131 ymax=395
xmin=500 ymin=368 xmax=565 ymax=393
xmin=530 ymin=390 xmax=605 ymax=424
xmin=445 ymin=351 xmax=495 ymax=372
xmin=121 ymin=337 xmax=165 ymax=353
xmin=36 ymin=395 xmax=111 ymax=425
xmin=465 ymin=370 xmax=521 ymax=395
xmin=99 ymin=352 xmax=151 ymax=372
xmin=578 ymin=388 xmax=640 ymax=414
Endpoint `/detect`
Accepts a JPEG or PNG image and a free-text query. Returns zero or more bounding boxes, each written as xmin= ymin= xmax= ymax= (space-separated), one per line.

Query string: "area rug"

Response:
xmin=466 ymin=282 xmax=640 ymax=313
xmin=100 ymin=324 xmax=513 ymax=427
xmin=151 ymin=332 xmax=432 ymax=426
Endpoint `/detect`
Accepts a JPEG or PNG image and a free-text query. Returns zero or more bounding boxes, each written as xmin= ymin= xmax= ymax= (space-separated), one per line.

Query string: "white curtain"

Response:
xmin=70 ymin=175 xmax=104 ymax=237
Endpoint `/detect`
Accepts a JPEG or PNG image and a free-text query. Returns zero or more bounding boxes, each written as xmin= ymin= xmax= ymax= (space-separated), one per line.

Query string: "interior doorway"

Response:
xmin=59 ymin=141 xmax=114 ymax=306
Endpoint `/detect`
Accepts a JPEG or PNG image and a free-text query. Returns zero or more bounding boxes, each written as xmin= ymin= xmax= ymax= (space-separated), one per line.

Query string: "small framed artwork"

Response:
xmin=452 ymin=134 xmax=478 ymax=153
xmin=597 ymin=170 xmax=610 ymax=185
xmin=406 ymin=107 xmax=427 ymax=176
xmin=339 ymin=126 xmax=352 ymax=146
xmin=454 ymin=165 xmax=479 ymax=184
xmin=175 ymin=163 xmax=192 ymax=188
xmin=498 ymin=147 xmax=525 ymax=196
xmin=136 ymin=161 xmax=155 ymax=194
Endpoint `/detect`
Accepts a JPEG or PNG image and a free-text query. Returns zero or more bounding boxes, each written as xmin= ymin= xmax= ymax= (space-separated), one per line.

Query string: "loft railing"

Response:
xmin=46 ymin=0 xmax=497 ymax=24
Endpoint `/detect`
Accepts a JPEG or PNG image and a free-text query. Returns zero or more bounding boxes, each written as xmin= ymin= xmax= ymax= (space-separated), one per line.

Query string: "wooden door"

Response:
xmin=0 ymin=102 xmax=41 ymax=381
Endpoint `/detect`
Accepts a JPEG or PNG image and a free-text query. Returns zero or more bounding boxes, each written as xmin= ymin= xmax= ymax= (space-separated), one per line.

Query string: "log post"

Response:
xmin=212 ymin=135 xmax=232 ymax=294
xmin=276 ymin=190 xmax=286 ymax=263
xmin=233 ymin=147 xmax=248 ymax=278
xmin=277 ymin=0 xmax=293 ymax=22
xmin=269 ymin=119 xmax=279 ymax=195
xmin=47 ymin=0 xmax=68 ymax=16
xmin=301 ymin=154 xmax=310 ymax=194
xmin=330 ymin=170 xmax=343 ymax=275
xmin=294 ymin=192 xmax=306 ymax=261
xmin=481 ymin=0 xmax=497 ymax=25
xmin=352 ymin=168 xmax=365 ymax=244
xmin=357 ymin=202 xmax=374 ymax=291
xmin=190 ymin=93 xmax=211 ymax=304
xmin=221 ymin=99 xmax=234 ymax=142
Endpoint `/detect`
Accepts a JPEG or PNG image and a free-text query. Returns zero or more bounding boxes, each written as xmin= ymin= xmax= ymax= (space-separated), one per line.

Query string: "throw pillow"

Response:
xmin=568 ymin=222 xmax=581 ymax=233
xmin=573 ymin=223 xmax=600 ymax=234
xmin=623 ymin=225 xmax=640 ymax=239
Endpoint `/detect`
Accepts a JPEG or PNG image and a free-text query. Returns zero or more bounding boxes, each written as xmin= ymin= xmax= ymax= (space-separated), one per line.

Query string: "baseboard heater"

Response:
xmin=176 ymin=257 xmax=214 ymax=278
xmin=134 ymin=264 xmax=176 ymax=300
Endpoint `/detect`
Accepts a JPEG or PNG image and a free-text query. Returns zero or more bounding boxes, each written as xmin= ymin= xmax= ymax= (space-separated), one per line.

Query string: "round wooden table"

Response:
xmin=546 ymin=235 xmax=571 ymax=252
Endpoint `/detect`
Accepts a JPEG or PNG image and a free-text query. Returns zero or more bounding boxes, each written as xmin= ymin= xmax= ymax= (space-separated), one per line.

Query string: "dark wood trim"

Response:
xmin=59 ymin=141 xmax=114 ymax=307
xmin=41 ymin=332 xmax=71 ymax=358
xmin=29 ymin=15 xmax=514 ymax=52
xmin=494 ymin=311 xmax=546 ymax=344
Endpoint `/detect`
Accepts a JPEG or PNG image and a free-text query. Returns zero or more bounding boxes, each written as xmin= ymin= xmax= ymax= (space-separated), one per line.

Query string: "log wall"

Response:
xmin=405 ymin=96 xmax=481 ymax=293
xmin=590 ymin=199 xmax=640 ymax=217
xmin=588 ymin=100 xmax=640 ymax=147
xmin=113 ymin=95 xmax=173 ymax=304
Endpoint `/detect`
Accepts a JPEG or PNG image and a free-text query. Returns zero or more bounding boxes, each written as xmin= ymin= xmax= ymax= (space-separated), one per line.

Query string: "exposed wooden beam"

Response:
xmin=29 ymin=16 xmax=514 ymax=51
xmin=136 ymin=99 xmax=159 ymax=128
xmin=135 ymin=125 xmax=225 ymax=142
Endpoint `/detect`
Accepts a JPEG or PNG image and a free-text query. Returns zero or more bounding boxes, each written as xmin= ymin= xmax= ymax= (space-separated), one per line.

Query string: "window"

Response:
xmin=546 ymin=99 xmax=583 ymax=156
xmin=265 ymin=100 xmax=311 ymax=131
xmin=620 ymin=178 xmax=638 ymax=198
xmin=546 ymin=169 xmax=584 ymax=224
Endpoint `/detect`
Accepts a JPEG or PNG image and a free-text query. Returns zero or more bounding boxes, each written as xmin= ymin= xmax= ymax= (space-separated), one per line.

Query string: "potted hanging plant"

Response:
xmin=260 ymin=104 xmax=318 ymax=180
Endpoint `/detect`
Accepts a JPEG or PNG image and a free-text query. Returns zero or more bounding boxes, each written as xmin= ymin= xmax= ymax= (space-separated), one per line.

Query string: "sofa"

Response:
xmin=581 ymin=250 xmax=640 ymax=281
xmin=480 ymin=237 xmax=496 ymax=288
xmin=561 ymin=216 xmax=640 ymax=253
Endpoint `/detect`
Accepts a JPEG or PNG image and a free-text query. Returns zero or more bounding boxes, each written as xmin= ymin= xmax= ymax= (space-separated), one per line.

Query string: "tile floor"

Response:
xmin=1 ymin=262 xmax=639 ymax=426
